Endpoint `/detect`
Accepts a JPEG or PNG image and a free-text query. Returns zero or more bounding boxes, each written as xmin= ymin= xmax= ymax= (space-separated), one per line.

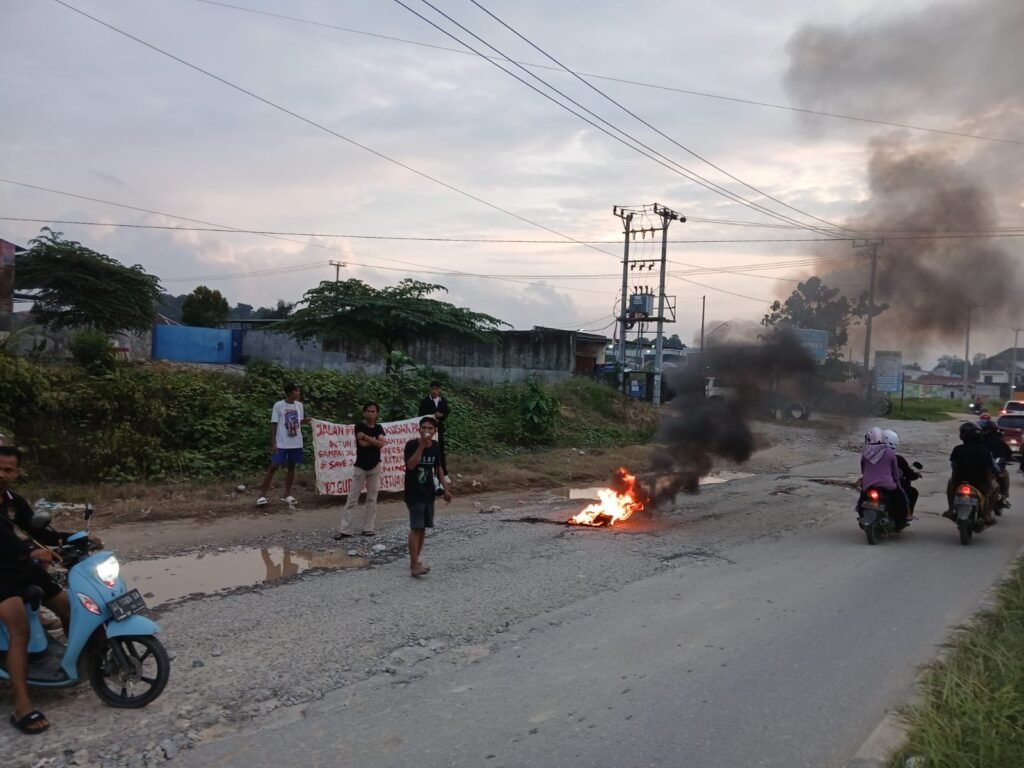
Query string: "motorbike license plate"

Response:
xmin=108 ymin=589 xmax=147 ymax=621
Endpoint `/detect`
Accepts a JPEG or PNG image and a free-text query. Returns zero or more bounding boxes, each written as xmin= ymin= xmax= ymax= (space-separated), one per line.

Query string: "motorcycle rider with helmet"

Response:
xmin=882 ymin=429 xmax=920 ymax=521
xmin=977 ymin=414 xmax=1011 ymax=508
xmin=946 ymin=421 xmax=998 ymax=524
xmin=860 ymin=427 xmax=909 ymax=530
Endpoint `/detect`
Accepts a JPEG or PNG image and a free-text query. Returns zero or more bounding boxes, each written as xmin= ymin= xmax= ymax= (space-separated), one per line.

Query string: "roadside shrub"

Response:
xmin=68 ymin=329 xmax=116 ymax=374
xmin=8 ymin=358 xmax=652 ymax=483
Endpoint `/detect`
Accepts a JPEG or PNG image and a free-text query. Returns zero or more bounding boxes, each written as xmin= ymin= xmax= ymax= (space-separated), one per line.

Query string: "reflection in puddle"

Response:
xmin=558 ymin=471 xmax=755 ymax=500
xmin=123 ymin=547 xmax=369 ymax=606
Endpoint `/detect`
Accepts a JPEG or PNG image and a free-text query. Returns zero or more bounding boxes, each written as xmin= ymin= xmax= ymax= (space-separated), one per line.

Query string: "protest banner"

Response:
xmin=311 ymin=417 xmax=424 ymax=495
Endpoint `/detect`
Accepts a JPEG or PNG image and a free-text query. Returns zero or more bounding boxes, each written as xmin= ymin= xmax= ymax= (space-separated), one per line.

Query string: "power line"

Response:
xmin=48 ymin=0 xmax=620 ymax=262
xmin=467 ymin=0 xmax=850 ymax=234
xmin=163 ymin=261 xmax=329 ymax=282
xmin=392 ymin=0 xmax=844 ymax=237
xmin=5 ymin=216 xmax=1023 ymax=244
xmin=189 ymin=0 xmax=1024 ymax=147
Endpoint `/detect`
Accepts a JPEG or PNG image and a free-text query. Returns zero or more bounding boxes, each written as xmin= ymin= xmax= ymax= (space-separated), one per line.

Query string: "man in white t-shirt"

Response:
xmin=256 ymin=383 xmax=308 ymax=507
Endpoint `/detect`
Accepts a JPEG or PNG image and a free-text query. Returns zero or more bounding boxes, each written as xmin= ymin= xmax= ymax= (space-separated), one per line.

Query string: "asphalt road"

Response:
xmin=172 ymin=470 xmax=1024 ymax=768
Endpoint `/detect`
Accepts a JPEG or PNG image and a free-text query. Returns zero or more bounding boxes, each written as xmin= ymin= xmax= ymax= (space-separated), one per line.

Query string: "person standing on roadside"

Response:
xmin=256 ymin=383 xmax=308 ymax=507
xmin=335 ymin=402 xmax=387 ymax=540
xmin=404 ymin=416 xmax=451 ymax=577
xmin=418 ymin=381 xmax=451 ymax=474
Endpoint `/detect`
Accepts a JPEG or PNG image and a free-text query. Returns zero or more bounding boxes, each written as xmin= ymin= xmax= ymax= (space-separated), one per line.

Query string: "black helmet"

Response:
xmin=960 ymin=421 xmax=980 ymax=441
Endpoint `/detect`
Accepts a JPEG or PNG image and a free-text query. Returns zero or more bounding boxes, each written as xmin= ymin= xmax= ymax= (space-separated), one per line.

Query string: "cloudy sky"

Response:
xmin=2 ymin=0 xmax=1021 ymax=364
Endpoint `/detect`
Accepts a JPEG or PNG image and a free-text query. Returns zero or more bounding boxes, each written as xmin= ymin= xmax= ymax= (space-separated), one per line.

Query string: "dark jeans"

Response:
xmin=902 ymin=483 xmax=919 ymax=514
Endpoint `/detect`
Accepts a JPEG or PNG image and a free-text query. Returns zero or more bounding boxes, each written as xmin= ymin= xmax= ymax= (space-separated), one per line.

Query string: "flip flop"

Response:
xmin=410 ymin=566 xmax=429 ymax=577
xmin=11 ymin=710 xmax=50 ymax=735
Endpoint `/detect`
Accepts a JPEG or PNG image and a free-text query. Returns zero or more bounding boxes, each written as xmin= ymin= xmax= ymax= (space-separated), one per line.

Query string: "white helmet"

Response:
xmin=882 ymin=429 xmax=899 ymax=450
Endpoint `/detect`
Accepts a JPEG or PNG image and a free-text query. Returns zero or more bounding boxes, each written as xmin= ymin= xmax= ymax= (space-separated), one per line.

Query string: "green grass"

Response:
xmin=891 ymin=398 xmax=960 ymax=422
xmin=889 ymin=559 xmax=1024 ymax=768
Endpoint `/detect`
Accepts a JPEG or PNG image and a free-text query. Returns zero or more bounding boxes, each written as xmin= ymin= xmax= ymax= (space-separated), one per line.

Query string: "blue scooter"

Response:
xmin=0 ymin=506 xmax=170 ymax=707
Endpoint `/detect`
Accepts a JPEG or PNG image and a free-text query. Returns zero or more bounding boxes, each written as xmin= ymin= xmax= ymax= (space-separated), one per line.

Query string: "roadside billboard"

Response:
xmin=795 ymin=329 xmax=829 ymax=364
xmin=874 ymin=350 xmax=903 ymax=394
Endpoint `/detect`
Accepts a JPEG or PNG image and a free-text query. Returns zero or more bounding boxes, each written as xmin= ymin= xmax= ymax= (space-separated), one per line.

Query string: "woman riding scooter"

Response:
xmin=860 ymin=427 xmax=910 ymax=530
xmin=882 ymin=429 xmax=920 ymax=522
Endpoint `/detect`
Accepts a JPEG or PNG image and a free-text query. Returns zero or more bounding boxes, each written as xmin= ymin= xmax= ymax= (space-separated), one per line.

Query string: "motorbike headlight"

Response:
xmin=95 ymin=556 xmax=120 ymax=588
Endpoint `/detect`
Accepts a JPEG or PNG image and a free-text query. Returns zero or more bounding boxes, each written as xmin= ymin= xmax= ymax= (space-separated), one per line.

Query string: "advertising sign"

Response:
xmin=874 ymin=350 xmax=903 ymax=394
xmin=795 ymin=329 xmax=829 ymax=364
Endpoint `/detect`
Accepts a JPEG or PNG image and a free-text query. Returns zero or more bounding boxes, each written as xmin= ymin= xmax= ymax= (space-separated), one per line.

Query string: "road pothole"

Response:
xmin=123 ymin=546 xmax=369 ymax=606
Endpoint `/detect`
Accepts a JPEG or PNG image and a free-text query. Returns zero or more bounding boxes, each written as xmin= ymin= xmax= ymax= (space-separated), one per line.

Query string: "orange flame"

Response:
xmin=568 ymin=468 xmax=646 ymax=527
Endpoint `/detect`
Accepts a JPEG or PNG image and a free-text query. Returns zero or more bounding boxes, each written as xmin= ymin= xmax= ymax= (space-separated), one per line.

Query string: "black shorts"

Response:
xmin=407 ymin=500 xmax=435 ymax=530
xmin=0 ymin=566 xmax=62 ymax=604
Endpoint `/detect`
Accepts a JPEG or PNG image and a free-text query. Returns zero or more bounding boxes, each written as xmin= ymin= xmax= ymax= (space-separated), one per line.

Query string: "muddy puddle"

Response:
xmin=556 ymin=471 xmax=755 ymax=500
xmin=123 ymin=547 xmax=369 ymax=606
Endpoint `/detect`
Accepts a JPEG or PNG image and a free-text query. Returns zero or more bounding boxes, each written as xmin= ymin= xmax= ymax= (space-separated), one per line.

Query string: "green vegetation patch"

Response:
xmin=0 ymin=355 xmax=655 ymax=483
xmin=891 ymin=398 xmax=960 ymax=422
xmin=890 ymin=558 xmax=1024 ymax=768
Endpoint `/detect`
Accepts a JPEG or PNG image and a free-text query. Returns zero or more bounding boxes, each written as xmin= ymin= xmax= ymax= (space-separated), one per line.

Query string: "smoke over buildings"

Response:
xmin=784 ymin=0 xmax=1023 ymax=344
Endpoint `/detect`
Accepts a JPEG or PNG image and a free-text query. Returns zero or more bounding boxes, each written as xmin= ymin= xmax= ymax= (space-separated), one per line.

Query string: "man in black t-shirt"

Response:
xmin=418 ymin=382 xmax=451 ymax=474
xmin=336 ymin=403 xmax=387 ymax=539
xmin=404 ymin=417 xmax=451 ymax=577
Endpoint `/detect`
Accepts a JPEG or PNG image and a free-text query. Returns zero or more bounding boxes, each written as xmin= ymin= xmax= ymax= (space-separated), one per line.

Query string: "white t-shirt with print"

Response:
xmin=272 ymin=400 xmax=305 ymax=450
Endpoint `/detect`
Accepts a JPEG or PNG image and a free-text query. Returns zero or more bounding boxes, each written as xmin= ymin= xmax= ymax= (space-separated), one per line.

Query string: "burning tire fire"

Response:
xmin=568 ymin=468 xmax=647 ymax=527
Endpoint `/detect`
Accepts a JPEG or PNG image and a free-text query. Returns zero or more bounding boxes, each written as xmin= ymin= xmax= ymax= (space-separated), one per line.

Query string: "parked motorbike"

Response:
xmin=0 ymin=506 xmax=170 ymax=707
xmin=951 ymin=483 xmax=989 ymax=546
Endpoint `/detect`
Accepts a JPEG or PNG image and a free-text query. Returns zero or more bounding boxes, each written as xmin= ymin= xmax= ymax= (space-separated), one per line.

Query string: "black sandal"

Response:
xmin=11 ymin=710 xmax=50 ymax=735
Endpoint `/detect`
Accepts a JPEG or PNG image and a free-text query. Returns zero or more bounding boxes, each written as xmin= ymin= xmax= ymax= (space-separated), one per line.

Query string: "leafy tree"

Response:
xmin=664 ymin=334 xmax=685 ymax=350
xmin=231 ymin=302 xmax=254 ymax=320
xmin=280 ymin=279 xmax=508 ymax=371
xmin=156 ymin=293 xmax=185 ymax=322
xmin=761 ymin=276 xmax=882 ymax=359
xmin=15 ymin=228 xmax=161 ymax=333
xmin=181 ymin=285 xmax=230 ymax=327
xmin=253 ymin=299 xmax=294 ymax=320
xmin=938 ymin=353 xmax=990 ymax=379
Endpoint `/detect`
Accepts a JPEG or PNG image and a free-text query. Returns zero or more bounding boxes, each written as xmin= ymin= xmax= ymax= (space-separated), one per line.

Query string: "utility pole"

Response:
xmin=853 ymin=239 xmax=883 ymax=398
xmin=963 ymin=302 xmax=976 ymax=398
xmin=699 ymin=295 xmax=706 ymax=352
xmin=612 ymin=204 xmax=685 ymax=406
xmin=329 ymin=260 xmax=346 ymax=282
xmin=1011 ymin=327 xmax=1023 ymax=394
xmin=613 ymin=207 xmax=634 ymax=381
xmin=652 ymin=203 xmax=682 ymax=407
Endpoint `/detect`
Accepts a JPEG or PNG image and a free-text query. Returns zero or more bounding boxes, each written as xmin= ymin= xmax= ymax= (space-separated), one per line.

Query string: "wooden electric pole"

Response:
xmin=853 ymin=239 xmax=883 ymax=398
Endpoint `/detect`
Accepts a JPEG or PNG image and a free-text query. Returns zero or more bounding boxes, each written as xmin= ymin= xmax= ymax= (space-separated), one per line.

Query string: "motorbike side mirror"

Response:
xmin=30 ymin=511 xmax=52 ymax=530
xmin=912 ymin=462 xmax=923 ymax=470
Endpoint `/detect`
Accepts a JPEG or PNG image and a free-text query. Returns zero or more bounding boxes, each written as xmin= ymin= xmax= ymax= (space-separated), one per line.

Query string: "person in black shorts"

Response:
xmin=0 ymin=446 xmax=75 ymax=735
xmin=404 ymin=417 xmax=451 ymax=577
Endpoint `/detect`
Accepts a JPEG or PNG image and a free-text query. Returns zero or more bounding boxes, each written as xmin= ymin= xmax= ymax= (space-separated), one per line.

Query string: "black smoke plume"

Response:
xmin=650 ymin=332 xmax=816 ymax=501
xmin=784 ymin=0 xmax=1024 ymax=342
